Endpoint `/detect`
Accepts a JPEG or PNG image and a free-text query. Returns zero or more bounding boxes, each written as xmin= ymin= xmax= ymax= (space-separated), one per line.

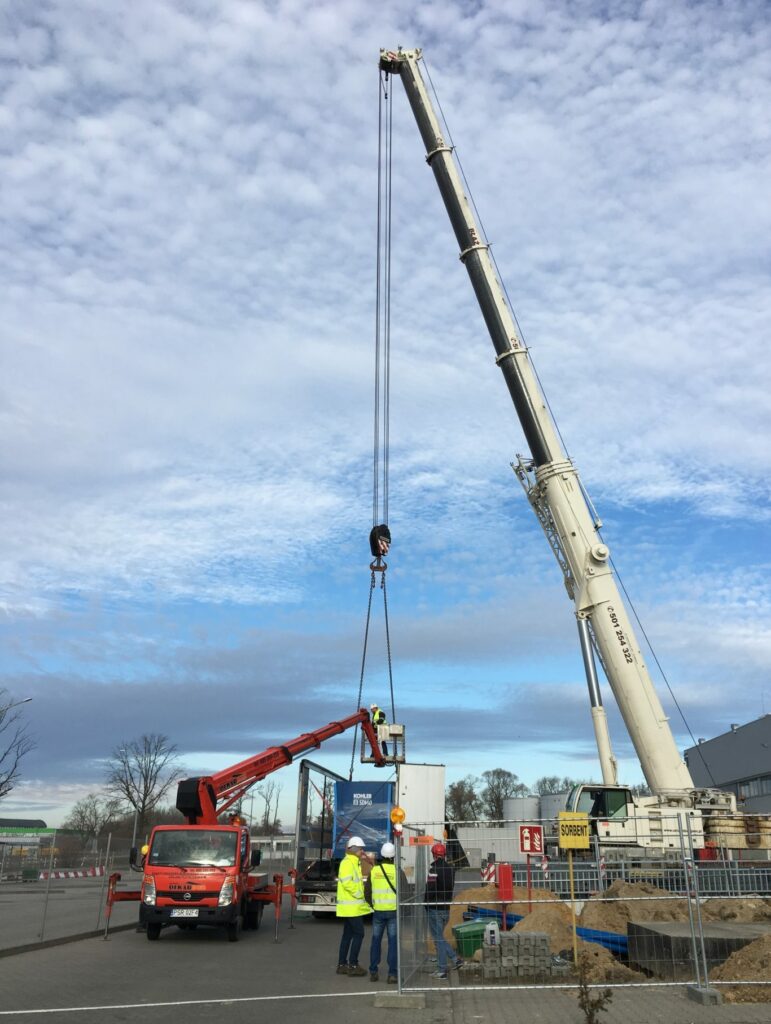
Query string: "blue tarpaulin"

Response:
xmin=466 ymin=904 xmax=628 ymax=955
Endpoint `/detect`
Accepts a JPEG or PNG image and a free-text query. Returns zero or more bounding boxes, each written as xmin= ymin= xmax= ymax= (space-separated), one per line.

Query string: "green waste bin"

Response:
xmin=452 ymin=920 xmax=487 ymax=957
xmin=21 ymin=867 xmax=39 ymax=882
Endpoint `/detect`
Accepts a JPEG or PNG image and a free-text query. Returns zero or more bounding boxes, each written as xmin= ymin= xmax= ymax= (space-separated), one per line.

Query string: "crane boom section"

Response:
xmin=178 ymin=710 xmax=386 ymax=824
xmin=381 ymin=48 xmax=694 ymax=798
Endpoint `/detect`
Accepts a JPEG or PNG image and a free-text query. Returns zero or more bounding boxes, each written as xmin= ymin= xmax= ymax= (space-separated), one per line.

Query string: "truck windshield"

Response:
xmin=148 ymin=829 xmax=238 ymax=867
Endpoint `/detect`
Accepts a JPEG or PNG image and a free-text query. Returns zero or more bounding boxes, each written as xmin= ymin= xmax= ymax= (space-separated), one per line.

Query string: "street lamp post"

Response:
xmin=0 ymin=697 xmax=33 ymax=715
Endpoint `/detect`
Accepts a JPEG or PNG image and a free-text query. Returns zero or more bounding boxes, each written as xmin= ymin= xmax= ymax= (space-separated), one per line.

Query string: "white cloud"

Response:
xmin=1 ymin=0 xmax=769 ymax=822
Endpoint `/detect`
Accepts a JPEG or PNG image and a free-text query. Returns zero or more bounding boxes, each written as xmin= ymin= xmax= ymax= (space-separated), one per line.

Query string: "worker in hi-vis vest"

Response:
xmin=370 ymin=704 xmax=389 ymax=756
xmin=367 ymin=841 xmax=398 ymax=983
xmin=335 ymin=836 xmax=371 ymax=976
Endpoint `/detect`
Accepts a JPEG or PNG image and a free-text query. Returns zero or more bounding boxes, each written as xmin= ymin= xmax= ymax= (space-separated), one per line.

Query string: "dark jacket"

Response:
xmin=424 ymin=857 xmax=455 ymax=904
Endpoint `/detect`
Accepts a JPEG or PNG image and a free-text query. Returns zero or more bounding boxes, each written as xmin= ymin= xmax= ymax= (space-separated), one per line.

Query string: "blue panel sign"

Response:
xmin=332 ymin=779 xmax=395 ymax=856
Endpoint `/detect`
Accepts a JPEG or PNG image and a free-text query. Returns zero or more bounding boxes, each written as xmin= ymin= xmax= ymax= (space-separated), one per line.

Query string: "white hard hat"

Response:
xmin=346 ymin=836 xmax=365 ymax=849
xmin=370 ymin=703 xmax=378 ymax=710
xmin=381 ymin=842 xmax=396 ymax=859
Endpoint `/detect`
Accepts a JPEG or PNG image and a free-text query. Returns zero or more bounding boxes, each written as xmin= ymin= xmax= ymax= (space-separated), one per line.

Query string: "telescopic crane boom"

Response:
xmin=379 ymin=48 xmax=731 ymax=813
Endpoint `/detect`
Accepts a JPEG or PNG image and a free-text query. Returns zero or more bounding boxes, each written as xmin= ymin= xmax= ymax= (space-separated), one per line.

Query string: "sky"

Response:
xmin=1 ymin=0 xmax=769 ymax=830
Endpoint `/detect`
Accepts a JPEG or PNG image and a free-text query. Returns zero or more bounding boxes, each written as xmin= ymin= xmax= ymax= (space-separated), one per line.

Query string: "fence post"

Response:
xmin=395 ymin=832 xmax=402 ymax=995
xmin=39 ymin=831 xmax=56 ymax=941
xmin=676 ymin=816 xmax=701 ymax=988
xmin=95 ymin=832 xmax=112 ymax=930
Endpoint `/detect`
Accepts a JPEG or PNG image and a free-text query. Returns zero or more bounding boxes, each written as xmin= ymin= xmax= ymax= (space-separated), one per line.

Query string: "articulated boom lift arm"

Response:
xmin=380 ymin=48 xmax=699 ymax=801
xmin=176 ymin=710 xmax=386 ymax=825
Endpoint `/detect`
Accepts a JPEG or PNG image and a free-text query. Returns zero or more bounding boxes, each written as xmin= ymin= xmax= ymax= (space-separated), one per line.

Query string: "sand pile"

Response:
xmin=446 ymin=883 xmax=557 ymax=938
xmin=513 ymin=902 xmax=575 ymax=954
xmin=709 ymin=934 xmax=771 ymax=1003
xmin=701 ymin=897 xmax=771 ymax=923
xmin=580 ymin=880 xmax=689 ymax=932
xmin=572 ymin=939 xmax=645 ymax=983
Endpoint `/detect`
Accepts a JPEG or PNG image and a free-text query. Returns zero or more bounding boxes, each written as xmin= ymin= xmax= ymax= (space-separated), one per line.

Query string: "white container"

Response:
xmin=483 ymin=921 xmax=500 ymax=946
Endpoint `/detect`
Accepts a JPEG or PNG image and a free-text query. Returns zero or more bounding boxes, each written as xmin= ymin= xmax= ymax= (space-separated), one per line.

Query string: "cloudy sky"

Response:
xmin=2 ymin=0 xmax=769 ymax=828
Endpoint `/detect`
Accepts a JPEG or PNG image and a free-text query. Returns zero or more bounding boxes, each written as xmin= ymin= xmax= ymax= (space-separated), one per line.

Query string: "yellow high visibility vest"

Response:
xmin=336 ymin=853 xmax=370 ymax=917
xmin=370 ymin=861 xmax=397 ymax=911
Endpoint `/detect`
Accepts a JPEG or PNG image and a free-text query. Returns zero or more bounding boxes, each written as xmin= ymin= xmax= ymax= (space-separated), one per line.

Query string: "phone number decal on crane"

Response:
xmin=607 ymin=606 xmax=634 ymax=664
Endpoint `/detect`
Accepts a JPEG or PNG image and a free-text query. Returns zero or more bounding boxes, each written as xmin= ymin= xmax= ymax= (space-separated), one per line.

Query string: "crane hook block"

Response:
xmin=369 ymin=524 xmax=391 ymax=558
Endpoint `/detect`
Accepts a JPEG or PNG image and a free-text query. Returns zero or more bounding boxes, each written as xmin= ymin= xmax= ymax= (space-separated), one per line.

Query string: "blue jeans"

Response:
xmin=369 ymin=910 xmax=397 ymax=976
xmin=426 ymin=906 xmax=456 ymax=971
xmin=338 ymin=917 xmax=365 ymax=966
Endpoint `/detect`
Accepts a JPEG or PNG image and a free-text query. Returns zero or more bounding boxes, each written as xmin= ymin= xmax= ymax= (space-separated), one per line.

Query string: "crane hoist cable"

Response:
xmin=349 ymin=70 xmax=397 ymax=781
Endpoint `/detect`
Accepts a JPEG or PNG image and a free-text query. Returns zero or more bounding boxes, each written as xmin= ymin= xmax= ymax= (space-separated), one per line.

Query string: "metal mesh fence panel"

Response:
xmin=396 ymin=816 xmax=771 ymax=1001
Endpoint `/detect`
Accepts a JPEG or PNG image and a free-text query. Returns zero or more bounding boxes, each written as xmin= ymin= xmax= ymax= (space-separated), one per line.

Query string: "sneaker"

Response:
xmin=369 ymin=971 xmax=379 ymax=982
xmin=336 ymin=964 xmax=349 ymax=974
xmin=348 ymin=965 xmax=367 ymax=977
xmin=453 ymin=957 xmax=464 ymax=970
xmin=431 ymin=970 xmax=448 ymax=979
xmin=387 ymin=975 xmax=397 ymax=984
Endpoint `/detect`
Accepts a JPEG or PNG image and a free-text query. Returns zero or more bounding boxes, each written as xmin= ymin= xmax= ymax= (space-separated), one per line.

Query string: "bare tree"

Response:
xmin=253 ymin=779 xmax=283 ymax=834
xmin=479 ymin=768 xmax=528 ymax=820
xmin=446 ymin=775 xmax=482 ymax=822
xmin=62 ymin=792 xmax=123 ymax=847
xmin=0 ymin=690 xmax=36 ymax=800
xmin=533 ymin=775 xmax=585 ymax=795
xmin=104 ymin=734 xmax=184 ymax=840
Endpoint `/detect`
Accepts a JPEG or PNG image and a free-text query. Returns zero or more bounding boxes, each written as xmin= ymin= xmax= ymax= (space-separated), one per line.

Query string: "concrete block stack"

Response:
xmin=481 ymin=931 xmax=552 ymax=981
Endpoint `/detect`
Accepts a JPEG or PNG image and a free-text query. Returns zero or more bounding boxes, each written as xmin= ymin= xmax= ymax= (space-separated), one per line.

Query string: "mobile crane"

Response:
xmin=113 ymin=709 xmax=397 ymax=940
xmin=379 ymin=48 xmax=766 ymax=852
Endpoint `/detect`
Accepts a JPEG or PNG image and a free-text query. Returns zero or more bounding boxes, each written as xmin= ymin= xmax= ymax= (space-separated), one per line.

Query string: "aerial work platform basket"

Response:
xmin=361 ymin=722 xmax=406 ymax=765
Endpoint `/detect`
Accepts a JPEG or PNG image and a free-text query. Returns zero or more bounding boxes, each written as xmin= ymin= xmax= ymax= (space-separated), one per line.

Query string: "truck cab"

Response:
xmin=137 ymin=823 xmax=266 ymax=940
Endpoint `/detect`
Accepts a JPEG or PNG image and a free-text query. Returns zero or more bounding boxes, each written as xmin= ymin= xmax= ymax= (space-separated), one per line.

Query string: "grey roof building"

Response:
xmin=684 ymin=714 xmax=771 ymax=814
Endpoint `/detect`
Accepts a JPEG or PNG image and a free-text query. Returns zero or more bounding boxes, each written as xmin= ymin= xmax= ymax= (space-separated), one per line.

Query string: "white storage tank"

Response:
xmin=502 ymin=796 xmax=541 ymax=821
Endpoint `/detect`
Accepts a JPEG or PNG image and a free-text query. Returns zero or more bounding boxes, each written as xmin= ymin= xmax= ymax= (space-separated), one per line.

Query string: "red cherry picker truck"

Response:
xmin=106 ymin=709 xmax=393 ymax=941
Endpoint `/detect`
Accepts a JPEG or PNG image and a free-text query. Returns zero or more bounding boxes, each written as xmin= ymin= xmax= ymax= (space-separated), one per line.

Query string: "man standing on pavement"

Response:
xmin=336 ymin=836 xmax=371 ymax=976
xmin=368 ymin=842 xmax=399 ymax=983
xmin=424 ymin=841 xmax=463 ymax=980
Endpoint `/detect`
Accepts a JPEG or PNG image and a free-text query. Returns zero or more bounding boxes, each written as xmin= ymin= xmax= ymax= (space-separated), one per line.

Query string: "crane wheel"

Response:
xmin=146 ymin=923 xmax=161 ymax=941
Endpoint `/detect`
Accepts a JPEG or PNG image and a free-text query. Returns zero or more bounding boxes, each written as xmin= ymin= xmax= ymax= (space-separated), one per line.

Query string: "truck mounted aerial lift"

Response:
xmin=379 ymin=48 xmax=768 ymax=853
xmin=108 ymin=709 xmax=401 ymax=940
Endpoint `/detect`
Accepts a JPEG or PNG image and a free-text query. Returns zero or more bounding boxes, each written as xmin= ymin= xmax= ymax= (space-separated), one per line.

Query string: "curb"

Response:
xmin=0 ymin=923 xmax=138 ymax=959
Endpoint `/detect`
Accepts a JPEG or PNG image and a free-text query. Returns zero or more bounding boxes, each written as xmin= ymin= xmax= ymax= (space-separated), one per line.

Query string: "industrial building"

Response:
xmin=684 ymin=714 xmax=771 ymax=814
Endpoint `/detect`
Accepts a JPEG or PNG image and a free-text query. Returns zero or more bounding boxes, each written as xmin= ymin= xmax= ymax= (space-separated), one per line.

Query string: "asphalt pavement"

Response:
xmin=2 ymin=895 xmax=771 ymax=1024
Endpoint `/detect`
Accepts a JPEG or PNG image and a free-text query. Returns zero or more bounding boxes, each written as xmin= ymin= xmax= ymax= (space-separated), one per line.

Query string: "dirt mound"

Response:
xmin=447 ymin=883 xmax=557 ymax=939
xmin=580 ymin=880 xmax=689 ymax=933
xmin=701 ymin=897 xmax=771 ymax=923
xmin=709 ymin=934 xmax=771 ymax=1003
xmin=574 ymin=939 xmax=646 ymax=984
xmin=513 ymin=902 xmax=575 ymax=954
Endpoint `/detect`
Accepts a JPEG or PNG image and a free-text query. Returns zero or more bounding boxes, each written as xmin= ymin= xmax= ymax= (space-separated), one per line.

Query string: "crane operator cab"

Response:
xmin=565 ymin=783 xmax=643 ymax=846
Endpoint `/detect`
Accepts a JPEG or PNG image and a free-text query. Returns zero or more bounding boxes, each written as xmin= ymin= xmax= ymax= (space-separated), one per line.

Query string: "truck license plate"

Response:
xmin=170 ymin=908 xmax=199 ymax=918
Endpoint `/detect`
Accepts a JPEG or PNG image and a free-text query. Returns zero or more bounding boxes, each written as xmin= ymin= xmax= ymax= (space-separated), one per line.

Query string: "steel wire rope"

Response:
xmin=422 ymin=59 xmax=708 ymax=783
xmin=600 ymin=546 xmax=718 ymax=788
xmin=351 ymin=71 xmax=397 ymax=773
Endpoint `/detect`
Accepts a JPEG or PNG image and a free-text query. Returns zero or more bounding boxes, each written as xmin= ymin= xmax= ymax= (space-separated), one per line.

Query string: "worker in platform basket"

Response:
xmin=370 ymin=703 xmax=389 ymax=757
xmin=424 ymin=842 xmax=464 ymax=980
xmin=367 ymin=842 xmax=399 ymax=984
xmin=335 ymin=836 xmax=372 ymax=977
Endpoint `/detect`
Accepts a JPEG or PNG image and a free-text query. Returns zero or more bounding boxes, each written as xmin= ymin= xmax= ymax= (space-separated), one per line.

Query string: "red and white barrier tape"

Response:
xmin=38 ymin=866 xmax=106 ymax=880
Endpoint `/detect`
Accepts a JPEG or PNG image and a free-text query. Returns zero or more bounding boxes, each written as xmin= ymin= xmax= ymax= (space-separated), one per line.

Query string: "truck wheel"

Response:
xmin=146 ymin=923 xmax=162 ymax=941
xmin=226 ymin=906 xmax=243 ymax=942
xmin=312 ymin=911 xmax=332 ymax=920
xmin=246 ymin=903 xmax=263 ymax=932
